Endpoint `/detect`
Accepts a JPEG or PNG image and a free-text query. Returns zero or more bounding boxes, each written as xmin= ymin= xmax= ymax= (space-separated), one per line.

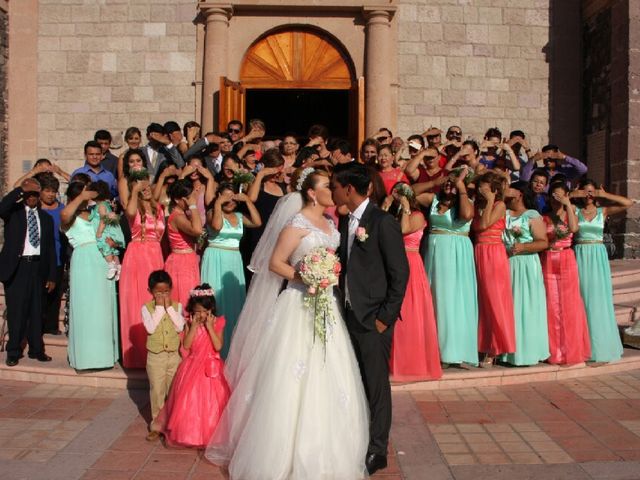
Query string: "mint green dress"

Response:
xmin=501 ymin=210 xmax=549 ymax=366
xmin=425 ymin=197 xmax=479 ymax=366
xmin=201 ymin=212 xmax=246 ymax=359
xmin=66 ymin=217 xmax=119 ymax=370
xmin=574 ymin=208 xmax=623 ymax=362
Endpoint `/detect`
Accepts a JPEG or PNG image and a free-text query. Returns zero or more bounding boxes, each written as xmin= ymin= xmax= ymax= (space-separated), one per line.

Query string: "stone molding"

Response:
xmin=198 ymin=0 xmax=396 ymax=13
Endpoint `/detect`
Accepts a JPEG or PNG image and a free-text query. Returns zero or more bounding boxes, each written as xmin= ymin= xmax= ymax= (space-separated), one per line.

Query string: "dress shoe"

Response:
xmin=28 ymin=353 xmax=52 ymax=362
xmin=365 ymin=453 xmax=387 ymax=475
xmin=146 ymin=430 xmax=161 ymax=442
xmin=5 ymin=357 xmax=19 ymax=367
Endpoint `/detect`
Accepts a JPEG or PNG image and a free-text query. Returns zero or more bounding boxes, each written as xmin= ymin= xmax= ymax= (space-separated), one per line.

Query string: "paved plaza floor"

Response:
xmin=2 ymin=370 xmax=640 ymax=479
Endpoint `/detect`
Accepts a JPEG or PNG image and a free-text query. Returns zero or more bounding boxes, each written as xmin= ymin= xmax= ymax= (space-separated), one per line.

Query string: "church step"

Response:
xmin=613 ymin=284 xmax=640 ymax=305
xmin=611 ymin=259 xmax=640 ymax=287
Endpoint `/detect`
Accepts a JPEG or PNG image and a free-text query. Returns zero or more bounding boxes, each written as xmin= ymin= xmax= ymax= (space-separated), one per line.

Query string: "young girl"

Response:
xmin=156 ymin=284 xmax=230 ymax=448
xmin=88 ymin=180 xmax=125 ymax=280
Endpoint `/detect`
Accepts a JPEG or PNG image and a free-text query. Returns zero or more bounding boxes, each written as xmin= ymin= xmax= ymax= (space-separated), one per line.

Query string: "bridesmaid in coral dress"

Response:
xmin=119 ymin=178 xmax=165 ymax=368
xmin=472 ymin=172 xmax=516 ymax=368
xmin=385 ymin=183 xmax=442 ymax=381
xmin=164 ymin=179 xmax=203 ymax=310
xmin=157 ymin=285 xmax=230 ymax=448
xmin=541 ymin=182 xmax=591 ymax=365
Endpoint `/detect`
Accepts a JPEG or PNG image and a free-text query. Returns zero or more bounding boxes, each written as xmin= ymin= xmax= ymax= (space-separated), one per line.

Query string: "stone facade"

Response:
xmin=0 ymin=2 xmax=8 ymax=195
xmin=36 ymin=0 xmax=198 ymax=173
xmin=396 ymin=0 xmax=551 ymax=148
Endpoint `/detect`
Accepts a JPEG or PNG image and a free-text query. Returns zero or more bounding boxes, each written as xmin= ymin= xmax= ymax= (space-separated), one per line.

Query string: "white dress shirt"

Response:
xmin=141 ymin=304 xmax=185 ymax=334
xmin=22 ymin=206 xmax=41 ymax=256
xmin=345 ymin=197 xmax=369 ymax=304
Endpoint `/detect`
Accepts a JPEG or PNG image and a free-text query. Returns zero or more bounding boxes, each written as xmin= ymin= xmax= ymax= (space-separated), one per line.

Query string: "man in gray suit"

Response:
xmin=142 ymin=123 xmax=184 ymax=178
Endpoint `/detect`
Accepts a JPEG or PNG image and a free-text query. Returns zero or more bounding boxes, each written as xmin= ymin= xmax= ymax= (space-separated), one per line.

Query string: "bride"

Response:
xmin=206 ymin=168 xmax=369 ymax=479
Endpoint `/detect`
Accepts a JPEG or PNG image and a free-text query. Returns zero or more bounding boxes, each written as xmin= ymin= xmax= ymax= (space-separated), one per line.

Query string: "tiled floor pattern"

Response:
xmin=0 ymin=381 xmax=121 ymax=465
xmin=414 ymin=369 xmax=640 ymax=466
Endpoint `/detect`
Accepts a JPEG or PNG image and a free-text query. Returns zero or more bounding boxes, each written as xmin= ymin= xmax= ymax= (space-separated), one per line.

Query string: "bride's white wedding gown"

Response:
xmin=206 ymin=212 xmax=369 ymax=480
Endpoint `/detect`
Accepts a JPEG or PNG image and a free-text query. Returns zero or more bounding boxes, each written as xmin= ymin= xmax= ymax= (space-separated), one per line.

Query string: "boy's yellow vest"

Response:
xmin=145 ymin=301 xmax=181 ymax=353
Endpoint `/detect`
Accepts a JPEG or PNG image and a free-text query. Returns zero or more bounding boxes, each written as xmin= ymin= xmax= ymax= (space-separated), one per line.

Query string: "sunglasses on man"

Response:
xmin=228 ymin=128 xmax=241 ymax=134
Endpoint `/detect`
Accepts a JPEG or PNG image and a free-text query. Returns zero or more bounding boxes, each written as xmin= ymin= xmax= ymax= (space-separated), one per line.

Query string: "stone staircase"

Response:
xmin=1 ymin=259 xmax=640 ymax=390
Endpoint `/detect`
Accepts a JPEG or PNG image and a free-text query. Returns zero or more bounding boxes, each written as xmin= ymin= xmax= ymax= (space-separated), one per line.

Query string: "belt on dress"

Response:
xmin=548 ymin=247 xmax=568 ymax=252
xmin=76 ymin=241 xmax=97 ymax=248
xmin=207 ymin=244 xmax=239 ymax=251
xmin=171 ymin=248 xmax=194 ymax=254
xmin=430 ymin=229 xmax=469 ymax=237
xmin=574 ymin=240 xmax=603 ymax=245
xmin=405 ymin=247 xmax=420 ymax=252
xmin=20 ymin=255 xmax=40 ymax=262
xmin=476 ymin=241 xmax=504 ymax=245
xmin=130 ymin=239 xmax=160 ymax=243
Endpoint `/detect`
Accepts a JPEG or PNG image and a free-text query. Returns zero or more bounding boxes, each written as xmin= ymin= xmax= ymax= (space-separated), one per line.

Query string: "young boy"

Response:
xmin=37 ymin=173 xmax=68 ymax=335
xmin=142 ymin=270 xmax=184 ymax=441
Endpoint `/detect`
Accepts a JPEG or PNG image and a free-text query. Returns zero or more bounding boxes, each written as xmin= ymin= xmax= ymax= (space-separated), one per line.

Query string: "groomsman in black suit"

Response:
xmin=332 ymin=163 xmax=409 ymax=476
xmin=0 ymin=178 xmax=57 ymax=366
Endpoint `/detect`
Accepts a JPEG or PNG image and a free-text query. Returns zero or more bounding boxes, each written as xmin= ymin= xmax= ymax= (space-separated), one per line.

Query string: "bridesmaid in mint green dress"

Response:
xmin=573 ymin=179 xmax=633 ymax=362
xmin=202 ymin=184 xmax=262 ymax=359
xmin=417 ymin=171 xmax=478 ymax=366
xmin=501 ymin=181 xmax=550 ymax=366
xmin=61 ymin=182 xmax=118 ymax=370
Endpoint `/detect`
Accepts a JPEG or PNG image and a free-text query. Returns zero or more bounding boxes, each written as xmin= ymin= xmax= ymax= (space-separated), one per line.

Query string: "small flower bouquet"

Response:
xmin=298 ymin=246 xmax=342 ymax=345
xmin=451 ymin=166 xmax=475 ymax=185
xmin=509 ymin=225 xmax=523 ymax=239
xmin=102 ymin=211 xmax=120 ymax=226
xmin=128 ymin=167 xmax=150 ymax=182
xmin=393 ymin=182 xmax=415 ymax=199
xmin=553 ymin=222 xmax=570 ymax=240
xmin=232 ymin=171 xmax=255 ymax=193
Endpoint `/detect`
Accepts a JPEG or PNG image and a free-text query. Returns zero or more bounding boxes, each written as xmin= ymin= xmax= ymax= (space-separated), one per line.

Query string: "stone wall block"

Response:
xmin=442 ymin=90 xmax=465 ymax=106
xmin=504 ymin=59 xmax=529 ymax=78
xmin=71 ymin=5 xmax=100 ymax=23
xmin=150 ymin=4 xmax=177 ymax=23
xmin=399 ymin=42 xmax=426 ymax=55
xmin=39 ymin=52 xmax=68 ymax=73
xmin=478 ymin=7 xmax=502 ymax=25
xmin=154 ymin=86 xmax=193 ymax=102
xmin=60 ymin=37 xmax=82 ymax=51
xmin=488 ymin=25 xmax=510 ymax=45
xmin=417 ymin=56 xmax=446 ymax=77
xmin=144 ymin=23 xmax=166 ymax=37
xmin=40 ymin=5 xmax=72 ymax=23
xmin=169 ymin=52 xmax=195 ymax=72
xmin=435 ymin=105 xmax=458 ymax=117
xmin=502 ymin=8 xmax=526 ymax=26
xmin=112 ymin=86 xmax=134 ymax=102
xmin=117 ymin=52 xmax=145 ymax=73
xmin=417 ymin=6 xmax=441 ymax=24
xmin=399 ymin=4 xmax=418 ymax=22
xmin=466 ymin=24 xmax=489 ymax=44
xmin=473 ymin=44 xmax=492 ymax=57
xmin=415 ymin=104 xmax=435 ymax=115
xmin=38 ymin=37 xmax=60 ymax=52
xmin=465 ymin=57 xmax=486 ymax=77
xmin=399 ymin=88 xmax=423 ymax=105
xmin=443 ymin=24 xmax=466 ymax=42
xmin=463 ymin=6 xmax=479 ymax=23
xmin=399 ymin=55 xmax=417 ymax=76
xmin=465 ymin=90 xmax=487 ymax=106
xmin=399 ymin=22 xmax=421 ymax=42
xmin=517 ymin=92 xmax=541 ymax=108
xmin=509 ymin=26 xmax=532 ymax=46
xmin=441 ymin=6 xmax=463 ymax=24
xmin=525 ymin=8 xmax=549 ymax=27
xmin=450 ymin=77 xmax=471 ymax=90
xmin=423 ymin=89 xmax=443 ymax=105
xmin=128 ymin=5 xmax=150 ymax=21
xmin=38 ymin=86 xmax=59 ymax=102
xmin=446 ymin=57 xmax=465 ymax=76
xmin=125 ymin=102 xmax=161 ymax=113
xmin=421 ymin=23 xmax=444 ymax=41
xmin=100 ymin=5 xmax=129 ymax=23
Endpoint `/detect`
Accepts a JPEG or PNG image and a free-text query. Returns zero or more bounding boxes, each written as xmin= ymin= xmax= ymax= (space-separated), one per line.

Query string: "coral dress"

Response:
xmin=391 ymin=213 xmax=442 ymax=380
xmin=541 ymin=216 xmax=591 ymax=365
xmin=201 ymin=212 xmax=246 ymax=359
xmin=157 ymin=316 xmax=230 ymax=448
xmin=164 ymin=210 xmax=201 ymax=311
xmin=574 ymin=208 xmax=623 ymax=362
xmin=119 ymin=206 xmax=165 ymax=368
xmin=473 ymin=205 xmax=516 ymax=356
xmin=424 ymin=197 xmax=479 ymax=366
xmin=379 ymin=168 xmax=410 ymax=195
xmin=501 ymin=210 xmax=549 ymax=366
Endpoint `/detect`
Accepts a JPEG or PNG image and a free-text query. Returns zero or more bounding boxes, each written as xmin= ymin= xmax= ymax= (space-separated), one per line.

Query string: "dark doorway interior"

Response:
xmin=245 ymin=89 xmax=350 ymax=141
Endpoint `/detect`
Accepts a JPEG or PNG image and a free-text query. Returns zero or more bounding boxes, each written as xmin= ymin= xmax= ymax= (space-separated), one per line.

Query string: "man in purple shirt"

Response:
xmin=71 ymin=141 xmax=118 ymax=198
xmin=521 ymin=144 xmax=588 ymax=189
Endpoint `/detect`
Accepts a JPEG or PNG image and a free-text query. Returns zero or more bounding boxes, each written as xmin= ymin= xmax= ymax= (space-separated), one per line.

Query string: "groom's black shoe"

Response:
xmin=365 ymin=453 xmax=387 ymax=475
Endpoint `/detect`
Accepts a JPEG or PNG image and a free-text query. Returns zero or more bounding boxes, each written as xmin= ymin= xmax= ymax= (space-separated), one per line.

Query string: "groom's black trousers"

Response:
xmin=345 ymin=307 xmax=394 ymax=457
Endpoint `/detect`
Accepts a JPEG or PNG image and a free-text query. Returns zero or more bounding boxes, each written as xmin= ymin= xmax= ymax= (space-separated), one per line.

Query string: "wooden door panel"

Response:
xmin=240 ymin=29 xmax=353 ymax=89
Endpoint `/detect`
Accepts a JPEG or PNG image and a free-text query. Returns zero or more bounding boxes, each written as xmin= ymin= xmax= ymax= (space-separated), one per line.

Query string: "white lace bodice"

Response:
xmin=287 ymin=213 xmax=340 ymax=267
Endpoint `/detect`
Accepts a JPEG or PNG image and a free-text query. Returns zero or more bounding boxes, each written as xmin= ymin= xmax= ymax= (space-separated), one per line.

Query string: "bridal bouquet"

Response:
xmin=101 ymin=211 xmax=120 ymax=226
xmin=298 ymin=247 xmax=342 ymax=345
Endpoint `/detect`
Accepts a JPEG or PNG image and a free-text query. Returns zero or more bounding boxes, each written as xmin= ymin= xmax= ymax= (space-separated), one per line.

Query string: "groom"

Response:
xmin=332 ymin=163 xmax=409 ymax=475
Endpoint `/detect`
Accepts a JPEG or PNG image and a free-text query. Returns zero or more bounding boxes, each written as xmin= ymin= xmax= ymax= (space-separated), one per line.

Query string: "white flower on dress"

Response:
xmin=293 ymin=360 xmax=306 ymax=381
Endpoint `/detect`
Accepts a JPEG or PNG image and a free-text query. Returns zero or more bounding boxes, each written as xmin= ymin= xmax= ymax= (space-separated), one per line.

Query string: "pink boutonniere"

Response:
xmin=355 ymin=226 xmax=368 ymax=243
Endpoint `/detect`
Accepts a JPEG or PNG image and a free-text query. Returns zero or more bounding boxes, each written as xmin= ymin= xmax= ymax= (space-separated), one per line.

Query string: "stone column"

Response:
xmin=363 ymin=8 xmax=392 ymax=135
xmin=199 ymin=4 xmax=232 ymax=133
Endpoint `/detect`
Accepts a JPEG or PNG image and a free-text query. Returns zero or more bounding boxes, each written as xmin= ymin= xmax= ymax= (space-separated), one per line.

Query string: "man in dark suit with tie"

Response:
xmin=142 ymin=123 xmax=184 ymax=178
xmin=332 ymin=162 xmax=409 ymax=476
xmin=0 ymin=178 xmax=57 ymax=366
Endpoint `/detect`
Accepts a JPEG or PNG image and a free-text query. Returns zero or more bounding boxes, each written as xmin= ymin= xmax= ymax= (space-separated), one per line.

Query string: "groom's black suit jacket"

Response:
xmin=338 ymin=201 xmax=409 ymax=330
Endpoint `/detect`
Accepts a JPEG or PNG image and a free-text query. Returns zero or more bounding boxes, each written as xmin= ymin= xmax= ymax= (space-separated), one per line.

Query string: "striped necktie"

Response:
xmin=27 ymin=208 xmax=40 ymax=248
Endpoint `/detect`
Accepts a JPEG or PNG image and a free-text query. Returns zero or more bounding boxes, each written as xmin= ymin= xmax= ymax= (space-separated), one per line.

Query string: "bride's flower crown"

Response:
xmin=296 ymin=167 xmax=315 ymax=192
xmin=189 ymin=288 xmax=215 ymax=297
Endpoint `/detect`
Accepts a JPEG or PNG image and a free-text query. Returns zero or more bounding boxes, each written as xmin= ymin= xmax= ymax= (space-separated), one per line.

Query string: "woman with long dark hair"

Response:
xmin=501 ymin=181 xmax=549 ymax=366
xmin=571 ymin=180 xmax=632 ymax=362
